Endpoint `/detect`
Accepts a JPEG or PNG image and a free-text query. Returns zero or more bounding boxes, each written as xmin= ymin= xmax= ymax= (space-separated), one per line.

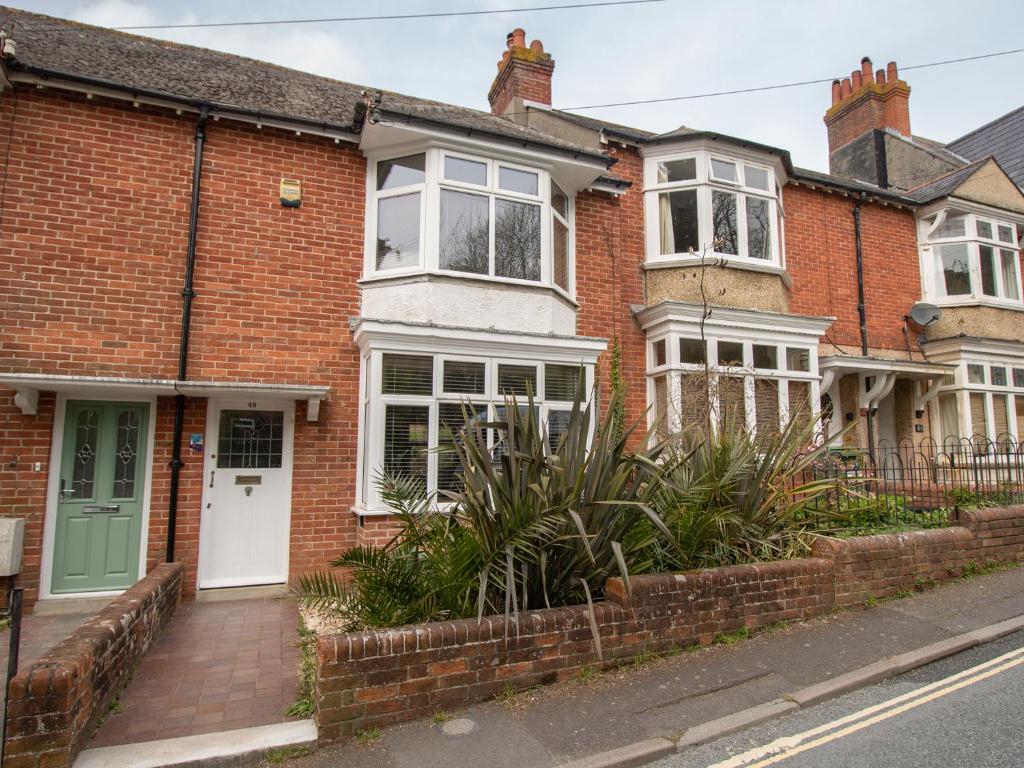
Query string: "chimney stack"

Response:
xmin=487 ymin=28 xmax=555 ymax=115
xmin=824 ymin=56 xmax=911 ymax=155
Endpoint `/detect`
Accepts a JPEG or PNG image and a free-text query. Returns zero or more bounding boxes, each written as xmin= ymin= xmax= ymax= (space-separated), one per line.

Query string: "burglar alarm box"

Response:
xmin=280 ymin=178 xmax=302 ymax=207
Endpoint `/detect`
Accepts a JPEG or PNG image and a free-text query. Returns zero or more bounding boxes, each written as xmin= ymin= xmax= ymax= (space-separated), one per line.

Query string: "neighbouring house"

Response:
xmin=0 ymin=8 xmax=1021 ymax=610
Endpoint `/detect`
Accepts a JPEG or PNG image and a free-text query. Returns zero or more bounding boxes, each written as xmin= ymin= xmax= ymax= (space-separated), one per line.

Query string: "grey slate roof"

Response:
xmin=790 ymin=166 xmax=914 ymax=204
xmin=539 ymin=108 xmax=657 ymax=143
xmin=948 ymin=105 xmax=1024 ymax=189
xmin=0 ymin=6 xmax=606 ymax=162
xmin=903 ymin=157 xmax=991 ymax=204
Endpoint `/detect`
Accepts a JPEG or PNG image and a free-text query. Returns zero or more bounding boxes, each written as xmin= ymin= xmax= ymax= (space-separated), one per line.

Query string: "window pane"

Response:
xmin=112 ymin=409 xmax=140 ymax=498
xmin=786 ymin=347 xmax=810 ymax=372
xmin=654 ymin=375 xmax=670 ymax=439
xmin=969 ymin=392 xmax=988 ymax=440
xmin=1001 ymin=249 xmax=1020 ymax=300
xmin=382 ymin=354 xmax=433 ymax=395
xmin=745 ymin=197 xmax=772 ymax=259
xmin=991 ymin=366 xmax=1007 ymax=386
xmin=492 ymin=405 xmax=539 ymax=463
xmin=712 ymin=190 xmax=738 ymax=255
xmin=551 ymin=181 xmax=568 ymax=217
xmin=495 ymin=199 xmax=541 ymax=281
xmin=553 ymin=218 xmax=569 ymax=291
xmin=545 ymin=364 xmax=580 ymax=401
xmin=442 ymin=360 xmax=486 ymax=394
xmin=71 ymin=408 xmax=100 ymax=499
xmin=653 ymin=340 xmax=666 ymax=367
xmin=939 ymin=393 xmax=960 ymax=442
xmin=658 ymin=190 xmax=699 ymax=255
xmin=656 ymin=158 xmax=696 ymax=183
xmin=383 ymin=405 xmax=429 ymax=488
xmin=753 ymin=344 xmax=778 ymax=369
xmin=993 ymin=395 xmax=1010 ymax=439
xmin=997 ymin=224 xmax=1015 ymax=244
xmin=787 ymin=380 xmax=811 ymax=425
xmin=437 ymin=402 xmax=487 ymax=494
xmin=710 ymin=158 xmax=738 ymax=182
xmin=376 ymin=192 xmax=420 ymax=271
xmin=680 ymin=373 xmax=711 ymax=434
xmin=499 ymin=167 xmax=538 ymax=196
xmin=680 ymin=338 xmax=706 ymax=365
xmin=976 ymin=219 xmax=993 ymax=239
xmin=1014 ymin=368 xmax=1024 ymax=388
xmin=934 ymin=216 xmax=965 ymax=239
xmin=980 ymin=245 xmax=997 ymax=296
xmin=376 ymin=154 xmax=425 ymax=191
xmin=938 ymin=243 xmax=971 ymax=296
xmin=718 ymin=376 xmax=746 ymax=429
xmin=967 ymin=363 xmax=986 ymax=384
xmin=444 ymin=155 xmax=487 ymax=186
xmin=718 ymin=341 xmax=744 ymax=366
xmin=440 ymin=189 xmax=489 ymax=274
xmin=546 ymin=409 xmax=572 ymax=452
xmin=217 ymin=410 xmax=283 ymax=469
xmin=745 ymin=165 xmax=769 ymax=190
xmin=754 ymin=378 xmax=780 ymax=436
xmin=497 ymin=364 xmax=536 ymax=397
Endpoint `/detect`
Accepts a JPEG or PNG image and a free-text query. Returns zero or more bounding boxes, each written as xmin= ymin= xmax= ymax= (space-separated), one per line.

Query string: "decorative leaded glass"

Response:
xmin=72 ymin=409 xmax=99 ymax=499
xmin=217 ymin=411 xmax=284 ymax=469
xmin=112 ymin=409 xmax=140 ymax=498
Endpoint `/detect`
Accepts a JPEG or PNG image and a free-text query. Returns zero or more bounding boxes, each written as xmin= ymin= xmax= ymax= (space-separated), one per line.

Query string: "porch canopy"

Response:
xmin=818 ymin=356 xmax=955 ymax=412
xmin=0 ymin=373 xmax=330 ymax=421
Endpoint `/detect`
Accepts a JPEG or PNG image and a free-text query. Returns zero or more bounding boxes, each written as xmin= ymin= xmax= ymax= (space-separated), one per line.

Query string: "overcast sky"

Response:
xmin=11 ymin=0 xmax=1024 ymax=170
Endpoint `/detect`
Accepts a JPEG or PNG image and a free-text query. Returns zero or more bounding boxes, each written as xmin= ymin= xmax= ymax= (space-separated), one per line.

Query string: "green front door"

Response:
xmin=52 ymin=401 xmax=149 ymax=594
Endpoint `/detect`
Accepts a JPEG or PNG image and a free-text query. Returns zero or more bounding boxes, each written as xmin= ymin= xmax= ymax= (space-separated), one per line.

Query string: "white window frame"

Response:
xmin=933 ymin=357 xmax=1024 ymax=445
xmin=642 ymin=149 xmax=783 ymax=268
xmin=919 ymin=210 xmax=1023 ymax=308
xmin=366 ymin=147 xmax=575 ymax=300
xmin=357 ymin=344 xmax=597 ymax=512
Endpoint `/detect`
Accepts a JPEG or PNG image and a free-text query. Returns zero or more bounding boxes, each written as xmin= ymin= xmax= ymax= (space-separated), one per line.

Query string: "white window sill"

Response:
xmin=643 ymin=255 xmax=792 ymax=288
xmin=359 ymin=270 xmax=579 ymax=308
xmin=931 ymin=298 xmax=1024 ymax=312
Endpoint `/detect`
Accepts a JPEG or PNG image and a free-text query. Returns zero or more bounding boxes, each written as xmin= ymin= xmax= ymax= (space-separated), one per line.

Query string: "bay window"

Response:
xmin=368 ymin=148 xmax=574 ymax=296
xmin=933 ymin=359 xmax=1024 ymax=445
xmin=921 ymin=211 xmax=1022 ymax=305
xmin=361 ymin=348 xmax=595 ymax=510
xmin=645 ymin=150 xmax=782 ymax=266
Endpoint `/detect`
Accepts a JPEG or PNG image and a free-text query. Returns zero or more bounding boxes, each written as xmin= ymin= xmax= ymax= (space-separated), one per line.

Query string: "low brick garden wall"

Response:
xmin=314 ymin=505 xmax=1024 ymax=743
xmin=3 ymin=563 xmax=184 ymax=768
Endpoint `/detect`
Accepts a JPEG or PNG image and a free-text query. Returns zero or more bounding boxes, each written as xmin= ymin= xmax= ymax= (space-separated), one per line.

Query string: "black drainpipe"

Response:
xmin=852 ymin=192 xmax=876 ymax=461
xmin=167 ymin=105 xmax=210 ymax=563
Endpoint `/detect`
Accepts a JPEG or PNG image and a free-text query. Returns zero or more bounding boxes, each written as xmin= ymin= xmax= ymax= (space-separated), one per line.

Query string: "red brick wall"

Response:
xmin=575 ymin=145 xmax=648 ymax=437
xmin=784 ymin=184 xmax=922 ymax=353
xmin=0 ymin=87 xmax=365 ymax=603
xmin=4 ymin=563 xmax=183 ymax=768
xmin=314 ymin=505 xmax=1024 ymax=742
xmin=824 ymin=84 xmax=911 ymax=154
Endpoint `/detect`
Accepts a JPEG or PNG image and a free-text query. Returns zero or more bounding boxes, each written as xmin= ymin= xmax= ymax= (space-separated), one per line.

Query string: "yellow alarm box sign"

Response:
xmin=280 ymin=178 xmax=302 ymax=208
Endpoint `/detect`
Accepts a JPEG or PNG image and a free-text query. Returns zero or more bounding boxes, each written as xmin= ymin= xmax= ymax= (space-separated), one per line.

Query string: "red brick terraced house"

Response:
xmin=0 ymin=9 xmax=1022 ymax=610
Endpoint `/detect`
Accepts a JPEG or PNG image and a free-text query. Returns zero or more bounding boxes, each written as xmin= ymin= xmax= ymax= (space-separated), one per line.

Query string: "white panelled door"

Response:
xmin=198 ymin=401 xmax=294 ymax=589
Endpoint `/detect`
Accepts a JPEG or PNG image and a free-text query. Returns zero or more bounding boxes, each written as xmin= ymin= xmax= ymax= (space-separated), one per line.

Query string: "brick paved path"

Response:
xmin=89 ymin=597 xmax=301 ymax=746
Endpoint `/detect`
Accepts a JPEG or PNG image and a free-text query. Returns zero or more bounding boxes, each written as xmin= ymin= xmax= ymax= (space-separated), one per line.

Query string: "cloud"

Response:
xmin=72 ymin=0 xmax=365 ymax=83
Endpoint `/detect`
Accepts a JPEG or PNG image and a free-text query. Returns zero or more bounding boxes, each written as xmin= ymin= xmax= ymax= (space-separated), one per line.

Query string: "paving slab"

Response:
xmin=289 ymin=566 xmax=1024 ymax=768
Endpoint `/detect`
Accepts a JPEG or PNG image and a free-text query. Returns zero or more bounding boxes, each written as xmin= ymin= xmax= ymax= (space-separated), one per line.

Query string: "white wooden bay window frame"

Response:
xmin=919 ymin=209 xmax=1023 ymax=308
xmin=642 ymin=149 xmax=784 ymax=269
xmin=933 ymin=358 xmax=1024 ymax=445
xmin=353 ymin=323 xmax=603 ymax=514
xmin=365 ymin=146 xmax=575 ymax=298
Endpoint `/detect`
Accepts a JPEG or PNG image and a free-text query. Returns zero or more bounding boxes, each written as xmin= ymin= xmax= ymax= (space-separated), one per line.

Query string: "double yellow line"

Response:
xmin=710 ymin=645 xmax=1024 ymax=768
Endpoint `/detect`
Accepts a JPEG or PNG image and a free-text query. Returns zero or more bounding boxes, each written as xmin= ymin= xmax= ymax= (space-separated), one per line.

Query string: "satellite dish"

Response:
xmin=908 ymin=302 xmax=942 ymax=326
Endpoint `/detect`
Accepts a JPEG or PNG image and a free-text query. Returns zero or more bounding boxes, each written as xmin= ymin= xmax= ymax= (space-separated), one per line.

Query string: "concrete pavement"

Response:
xmin=282 ymin=564 xmax=1024 ymax=768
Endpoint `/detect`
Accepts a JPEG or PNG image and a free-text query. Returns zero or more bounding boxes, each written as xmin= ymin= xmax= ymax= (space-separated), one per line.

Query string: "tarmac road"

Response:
xmin=657 ymin=629 xmax=1024 ymax=768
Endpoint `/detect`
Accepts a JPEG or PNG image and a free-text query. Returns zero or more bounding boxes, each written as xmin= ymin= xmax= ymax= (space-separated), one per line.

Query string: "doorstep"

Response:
xmin=195 ymin=584 xmax=290 ymax=603
xmin=33 ymin=595 xmax=113 ymax=616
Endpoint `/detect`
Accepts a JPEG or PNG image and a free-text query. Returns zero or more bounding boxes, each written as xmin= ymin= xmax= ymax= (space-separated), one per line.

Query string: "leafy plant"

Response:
xmin=636 ymin=413 xmax=844 ymax=571
xmin=286 ymin=618 xmax=317 ymax=718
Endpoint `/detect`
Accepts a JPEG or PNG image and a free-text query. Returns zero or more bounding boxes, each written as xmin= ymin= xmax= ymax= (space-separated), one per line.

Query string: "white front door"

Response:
xmin=198 ymin=400 xmax=294 ymax=589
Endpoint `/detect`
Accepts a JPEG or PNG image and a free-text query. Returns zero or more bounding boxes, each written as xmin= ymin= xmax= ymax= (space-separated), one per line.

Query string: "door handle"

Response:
xmin=59 ymin=479 xmax=76 ymax=501
xmin=209 ymin=470 xmax=215 ymax=488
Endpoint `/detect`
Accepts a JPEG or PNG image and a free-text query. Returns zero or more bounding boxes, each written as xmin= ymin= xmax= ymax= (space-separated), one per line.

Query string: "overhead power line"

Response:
xmin=66 ymin=0 xmax=669 ymax=31
xmin=557 ymin=48 xmax=1024 ymax=111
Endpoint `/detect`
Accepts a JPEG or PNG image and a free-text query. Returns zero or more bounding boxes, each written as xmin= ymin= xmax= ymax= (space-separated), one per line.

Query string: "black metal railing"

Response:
xmin=799 ymin=437 xmax=1024 ymax=535
xmin=1 ymin=587 xmax=23 ymax=765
